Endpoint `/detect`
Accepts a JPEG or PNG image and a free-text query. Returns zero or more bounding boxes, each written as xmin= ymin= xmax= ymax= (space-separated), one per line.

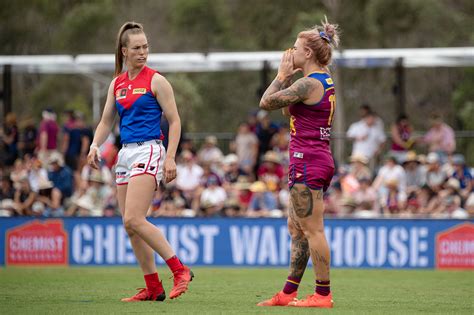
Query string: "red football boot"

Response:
xmin=288 ymin=292 xmax=334 ymax=308
xmin=257 ymin=291 xmax=297 ymax=306
xmin=169 ymin=266 xmax=194 ymax=299
xmin=121 ymin=286 xmax=166 ymax=302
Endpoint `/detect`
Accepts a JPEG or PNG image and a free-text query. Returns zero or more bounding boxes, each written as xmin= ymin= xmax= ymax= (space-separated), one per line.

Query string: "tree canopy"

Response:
xmin=1 ymin=0 xmax=473 ymax=141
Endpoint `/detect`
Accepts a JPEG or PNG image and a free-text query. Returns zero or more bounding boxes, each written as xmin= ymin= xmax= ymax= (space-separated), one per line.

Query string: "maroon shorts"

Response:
xmin=288 ymin=163 xmax=335 ymax=191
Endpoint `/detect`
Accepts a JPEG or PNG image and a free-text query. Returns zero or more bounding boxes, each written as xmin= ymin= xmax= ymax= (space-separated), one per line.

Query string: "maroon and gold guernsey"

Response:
xmin=287 ymin=71 xmax=336 ymax=190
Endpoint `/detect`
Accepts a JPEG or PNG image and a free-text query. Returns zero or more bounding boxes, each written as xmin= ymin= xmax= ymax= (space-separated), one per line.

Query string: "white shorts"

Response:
xmin=115 ymin=139 xmax=165 ymax=187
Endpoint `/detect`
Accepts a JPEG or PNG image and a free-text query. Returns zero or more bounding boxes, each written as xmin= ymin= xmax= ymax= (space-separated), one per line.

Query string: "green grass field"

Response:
xmin=0 ymin=267 xmax=473 ymax=314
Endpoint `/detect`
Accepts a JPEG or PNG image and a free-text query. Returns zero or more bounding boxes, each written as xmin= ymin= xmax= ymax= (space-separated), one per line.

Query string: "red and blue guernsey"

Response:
xmin=288 ymin=71 xmax=336 ymax=190
xmin=114 ymin=66 xmax=163 ymax=144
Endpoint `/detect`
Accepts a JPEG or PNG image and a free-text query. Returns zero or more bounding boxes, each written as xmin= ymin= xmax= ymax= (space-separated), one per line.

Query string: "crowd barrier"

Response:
xmin=1 ymin=217 xmax=472 ymax=269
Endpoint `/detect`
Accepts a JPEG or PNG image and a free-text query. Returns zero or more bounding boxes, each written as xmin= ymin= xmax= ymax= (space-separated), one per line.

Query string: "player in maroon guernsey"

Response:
xmin=257 ymin=18 xmax=340 ymax=308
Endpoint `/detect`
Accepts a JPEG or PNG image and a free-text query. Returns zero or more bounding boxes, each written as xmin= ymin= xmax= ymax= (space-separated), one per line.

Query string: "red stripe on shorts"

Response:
xmin=145 ymin=144 xmax=153 ymax=172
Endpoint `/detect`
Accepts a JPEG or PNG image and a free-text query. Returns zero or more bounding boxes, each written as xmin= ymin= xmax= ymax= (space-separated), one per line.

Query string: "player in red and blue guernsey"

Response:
xmin=87 ymin=22 xmax=193 ymax=302
xmin=257 ymin=18 xmax=340 ymax=308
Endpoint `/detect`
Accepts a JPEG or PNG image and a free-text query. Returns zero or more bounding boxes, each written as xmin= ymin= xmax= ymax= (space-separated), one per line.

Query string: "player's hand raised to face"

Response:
xmin=277 ymin=49 xmax=300 ymax=81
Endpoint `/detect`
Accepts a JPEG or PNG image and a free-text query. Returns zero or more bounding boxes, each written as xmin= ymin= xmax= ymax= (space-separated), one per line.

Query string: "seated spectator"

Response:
xmin=380 ymin=179 xmax=407 ymax=216
xmin=197 ymin=135 xmax=223 ymax=166
xmin=103 ymin=204 xmax=117 ymax=217
xmin=222 ymin=198 xmax=242 ymax=217
xmin=0 ymin=199 xmax=16 ymax=217
xmin=441 ymin=153 xmax=456 ymax=176
xmin=247 ymin=181 xmax=279 ymax=217
xmin=199 ymin=162 xmax=222 ymax=187
xmin=0 ymin=175 xmax=14 ymax=200
xmin=232 ymin=176 xmax=253 ymax=213
xmin=419 ymin=113 xmax=456 ymax=160
xmin=465 ymin=193 xmax=474 ymax=217
xmin=349 ymin=153 xmax=372 ymax=181
xmin=153 ymin=186 xmax=188 ymax=217
xmin=425 ymin=152 xmax=447 ymax=192
xmin=13 ymin=175 xmax=36 ymax=215
xmin=372 ymin=154 xmax=407 ymax=204
xmin=175 ymin=150 xmax=203 ymax=205
xmin=48 ymin=152 xmax=74 ymax=199
xmin=324 ymin=181 xmax=345 ymax=217
xmin=179 ymin=138 xmax=197 ymax=156
xmin=431 ymin=178 xmax=465 ymax=218
xmin=35 ymin=178 xmax=63 ymax=217
xmin=10 ymin=158 xmax=27 ymax=185
xmin=150 ymin=186 xmax=165 ymax=214
xmin=402 ymin=151 xmax=427 ymax=194
xmin=222 ymin=154 xmax=247 ymax=185
xmin=257 ymin=151 xmax=285 ymax=192
xmin=353 ymin=177 xmax=378 ymax=216
xmin=200 ymin=177 xmax=227 ymax=217
xmin=339 ymin=165 xmax=360 ymax=196
xmin=408 ymin=185 xmax=435 ymax=216
xmin=450 ymin=154 xmax=472 ymax=200
xmin=81 ymin=162 xmax=113 ymax=189
xmin=27 ymin=157 xmax=49 ymax=193
xmin=66 ymin=171 xmax=112 ymax=216
xmin=269 ymin=122 xmax=290 ymax=166
xmin=69 ymin=197 xmax=95 ymax=217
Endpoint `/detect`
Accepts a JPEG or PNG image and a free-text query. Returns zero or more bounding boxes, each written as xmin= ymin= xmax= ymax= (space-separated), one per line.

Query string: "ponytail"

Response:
xmin=298 ymin=16 xmax=340 ymax=67
xmin=114 ymin=21 xmax=144 ymax=77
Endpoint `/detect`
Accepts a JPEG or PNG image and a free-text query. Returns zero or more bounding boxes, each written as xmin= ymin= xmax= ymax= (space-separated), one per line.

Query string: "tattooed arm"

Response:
xmin=260 ymin=77 xmax=317 ymax=111
xmin=281 ymin=79 xmax=292 ymax=117
xmin=260 ymin=48 xmax=309 ymax=111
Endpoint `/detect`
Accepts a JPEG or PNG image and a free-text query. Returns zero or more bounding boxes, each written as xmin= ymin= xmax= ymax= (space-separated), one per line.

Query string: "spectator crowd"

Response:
xmin=0 ymin=105 xmax=472 ymax=219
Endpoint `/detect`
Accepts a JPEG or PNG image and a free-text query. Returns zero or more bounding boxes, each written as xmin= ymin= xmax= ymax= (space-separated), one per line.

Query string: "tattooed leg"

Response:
xmin=279 ymin=203 xmax=310 ymax=294
xmin=292 ymin=184 xmax=330 ymax=281
xmin=287 ymin=213 xmax=310 ymax=279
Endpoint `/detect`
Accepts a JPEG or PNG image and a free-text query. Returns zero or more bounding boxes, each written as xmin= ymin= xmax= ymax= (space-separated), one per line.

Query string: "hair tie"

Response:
xmin=319 ymin=31 xmax=332 ymax=43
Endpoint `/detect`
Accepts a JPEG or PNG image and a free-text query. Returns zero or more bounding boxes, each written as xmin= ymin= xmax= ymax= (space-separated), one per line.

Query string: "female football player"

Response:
xmin=87 ymin=21 xmax=193 ymax=302
xmin=257 ymin=18 xmax=340 ymax=308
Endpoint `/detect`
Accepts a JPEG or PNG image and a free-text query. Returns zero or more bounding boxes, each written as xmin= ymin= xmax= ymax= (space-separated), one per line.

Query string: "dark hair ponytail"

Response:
xmin=114 ymin=21 xmax=144 ymax=77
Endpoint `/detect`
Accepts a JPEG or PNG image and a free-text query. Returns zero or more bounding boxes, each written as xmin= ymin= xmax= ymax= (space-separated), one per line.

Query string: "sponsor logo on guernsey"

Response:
xmin=293 ymin=152 xmax=304 ymax=159
xmin=320 ymin=127 xmax=331 ymax=140
xmin=116 ymin=88 xmax=127 ymax=100
xmin=133 ymin=88 xmax=147 ymax=94
xmin=325 ymin=78 xmax=333 ymax=85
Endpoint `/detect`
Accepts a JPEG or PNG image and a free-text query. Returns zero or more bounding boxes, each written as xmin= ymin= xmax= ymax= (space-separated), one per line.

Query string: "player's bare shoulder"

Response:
xmin=151 ymin=72 xmax=173 ymax=96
